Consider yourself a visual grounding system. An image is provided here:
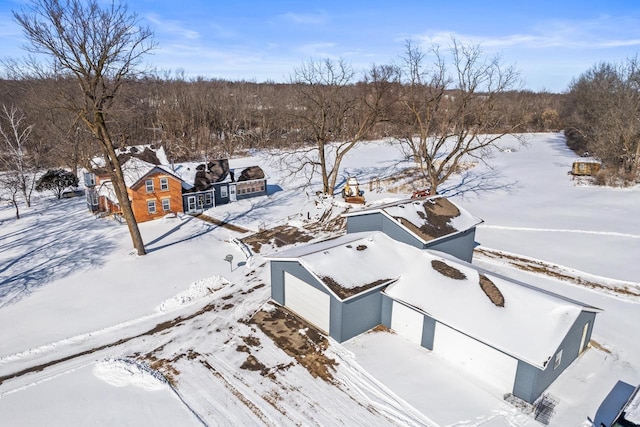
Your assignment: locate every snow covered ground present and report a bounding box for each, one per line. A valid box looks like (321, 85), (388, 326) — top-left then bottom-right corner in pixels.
(0, 132), (638, 426)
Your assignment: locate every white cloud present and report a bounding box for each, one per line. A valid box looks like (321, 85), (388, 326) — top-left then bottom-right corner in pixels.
(414, 15), (640, 51)
(145, 13), (200, 40)
(297, 42), (338, 58)
(280, 11), (327, 25)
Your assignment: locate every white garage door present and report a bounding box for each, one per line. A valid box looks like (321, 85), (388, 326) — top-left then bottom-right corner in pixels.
(433, 323), (518, 395)
(284, 272), (330, 333)
(391, 301), (423, 345)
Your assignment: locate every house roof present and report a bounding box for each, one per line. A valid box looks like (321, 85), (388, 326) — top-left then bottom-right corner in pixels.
(164, 160), (266, 192)
(343, 196), (483, 244)
(120, 157), (184, 189)
(268, 231), (601, 368)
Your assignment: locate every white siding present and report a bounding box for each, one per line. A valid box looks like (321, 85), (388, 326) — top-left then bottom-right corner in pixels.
(391, 301), (423, 345)
(433, 323), (518, 396)
(284, 272), (330, 333)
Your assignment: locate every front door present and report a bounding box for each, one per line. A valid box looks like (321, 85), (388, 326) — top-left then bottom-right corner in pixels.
(187, 196), (197, 213)
(229, 184), (237, 202)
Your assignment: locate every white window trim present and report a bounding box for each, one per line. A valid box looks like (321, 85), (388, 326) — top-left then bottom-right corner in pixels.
(220, 186), (228, 198)
(145, 179), (154, 193)
(147, 200), (156, 214)
(159, 177), (169, 191)
(553, 349), (563, 369)
(161, 198), (171, 211)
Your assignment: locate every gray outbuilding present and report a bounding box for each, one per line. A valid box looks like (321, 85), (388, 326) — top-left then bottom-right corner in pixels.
(343, 196), (483, 262)
(267, 228), (601, 404)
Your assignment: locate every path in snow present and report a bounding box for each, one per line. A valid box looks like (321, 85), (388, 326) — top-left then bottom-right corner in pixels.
(480, 224), (640, 240)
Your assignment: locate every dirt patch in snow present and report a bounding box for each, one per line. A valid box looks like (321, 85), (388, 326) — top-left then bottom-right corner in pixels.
(479, 274), (505, 307)
(476, 248), (640, 298)
(320, 275), (393, 299)
(240, 355), (268, 372)
(395, 198), (460, 241)
(138, 354), (181, 387)
(589, 340), (612, 354)
(243, 225), (314, 253)
(431, 260), (467, 280)
(250, 305), (337, 383)
(242, 336), (261, 347)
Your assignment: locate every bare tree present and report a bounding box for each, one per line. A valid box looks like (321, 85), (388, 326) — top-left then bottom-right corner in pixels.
(0, 174), (22, 219)
(14, 0), (156, 255)
(0, 104), (39, 209)
(284, 58), (399, 195)
(394, 39), (523, 195)
(563, 60), (640, 179)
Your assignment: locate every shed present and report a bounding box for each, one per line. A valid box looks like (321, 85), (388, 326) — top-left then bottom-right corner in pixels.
(571, 160), (602, 176)
(267, 231), (601, 404)
(343, 196), (483, 262)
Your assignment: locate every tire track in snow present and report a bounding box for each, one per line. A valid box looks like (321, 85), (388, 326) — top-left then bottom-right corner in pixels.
(479, 225), (640, 239)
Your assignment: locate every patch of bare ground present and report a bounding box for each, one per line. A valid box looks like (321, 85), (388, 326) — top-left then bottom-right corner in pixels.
(242, 336), (261, 347)
(396, 198), (460, 241)
(304, 212), (346, 233)
(479, 274), (505, 307)
(0, 302), (222, 386)
(367, 324), (391, 334)
(139, 354), (181, 386)
(589, 340), (612, 354)
(240, 282), (266, 295)
(250, 305), (337, 383)
(240, 355), (268, 373)
(242, 225), (314, 253)
(320, 275), (393, 299)
(476, 248), (640, 298)
(431, 260), (467, 280)
(199, 359), (271, 423)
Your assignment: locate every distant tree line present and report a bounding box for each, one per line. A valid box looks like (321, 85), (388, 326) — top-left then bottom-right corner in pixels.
(0, 72), (564, 176)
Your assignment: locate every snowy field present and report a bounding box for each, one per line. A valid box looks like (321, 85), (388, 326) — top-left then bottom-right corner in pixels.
(0, 132), (638, 426)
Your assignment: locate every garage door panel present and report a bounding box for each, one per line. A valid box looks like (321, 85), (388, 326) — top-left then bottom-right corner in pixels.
(433, 323), (517, 394)
(284, 272), (330, 333)
(391, 301), (423, 345)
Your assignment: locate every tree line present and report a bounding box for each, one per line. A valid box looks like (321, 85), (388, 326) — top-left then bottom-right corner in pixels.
(0, 73), (563, 171)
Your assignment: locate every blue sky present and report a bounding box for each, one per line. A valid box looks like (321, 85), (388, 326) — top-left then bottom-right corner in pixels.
(2, 0), (640, 92)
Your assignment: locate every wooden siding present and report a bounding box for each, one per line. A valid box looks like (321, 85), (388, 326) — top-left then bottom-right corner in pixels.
(128, 171), (184, 223)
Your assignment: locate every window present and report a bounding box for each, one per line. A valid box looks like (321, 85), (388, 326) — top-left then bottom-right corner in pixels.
(220, 186), (228, 198)
(159, 177), (169, 191)
(204, 192), (212, 206)
(84, 173), (96, 187)
(147, 200), (156, 214)
(161, 198), (171, 212)
(145, 179), (154, 193)
(553, 349), (563, 369)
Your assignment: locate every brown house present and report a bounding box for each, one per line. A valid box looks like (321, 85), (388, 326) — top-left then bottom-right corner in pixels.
(85, 157), (186, 223)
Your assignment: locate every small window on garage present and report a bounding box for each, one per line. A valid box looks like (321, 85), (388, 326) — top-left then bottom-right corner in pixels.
(553, 349), (563, 369)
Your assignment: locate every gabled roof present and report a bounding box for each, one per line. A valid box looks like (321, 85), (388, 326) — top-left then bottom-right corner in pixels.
(268, 231), (601, 368)
(343, 196), (483, 244)
(120, 157), (185, 189)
